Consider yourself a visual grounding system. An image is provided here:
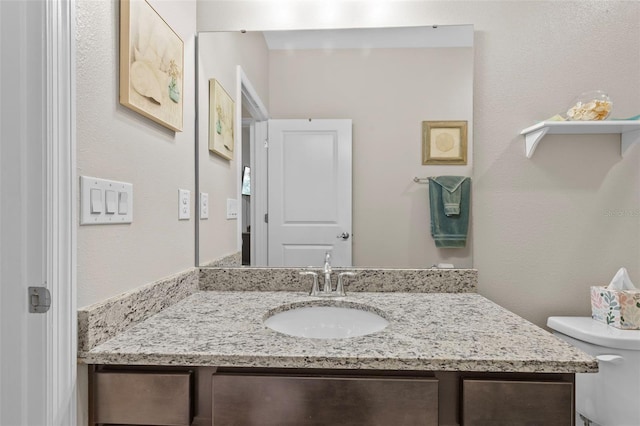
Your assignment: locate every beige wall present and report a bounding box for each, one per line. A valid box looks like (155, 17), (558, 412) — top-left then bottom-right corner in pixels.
(197, 31), (269, 265)
(76, 0), (197, 306)
(198, 0), (640, 327)
(76, 0), (198, 421)
(464, 1), (640, 328)
(268, 47), (473, 268)
(75, 0), (640, 321)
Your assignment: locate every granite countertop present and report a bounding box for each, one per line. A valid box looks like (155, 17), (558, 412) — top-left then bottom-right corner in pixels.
(79, 291), (597, 373)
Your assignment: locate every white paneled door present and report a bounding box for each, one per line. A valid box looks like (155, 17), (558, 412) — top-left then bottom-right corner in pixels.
(268, 119), (352, 267)
(1, 1), (48, 425)
(1, 1), (76, 425)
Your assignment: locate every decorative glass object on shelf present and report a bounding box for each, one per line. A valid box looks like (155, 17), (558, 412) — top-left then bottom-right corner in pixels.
(565, 90), (612, 121)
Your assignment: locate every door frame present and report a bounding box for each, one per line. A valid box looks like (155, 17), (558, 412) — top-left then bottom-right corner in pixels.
(46, 0), (77, 424)
(235, 66), (269, 265)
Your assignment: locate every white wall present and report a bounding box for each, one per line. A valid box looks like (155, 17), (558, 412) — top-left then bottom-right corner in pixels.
(76, 0), (197, 308)
(268, 47), (473, 268)
(197, 31), (269, 265)
(197, 0), (640, 327)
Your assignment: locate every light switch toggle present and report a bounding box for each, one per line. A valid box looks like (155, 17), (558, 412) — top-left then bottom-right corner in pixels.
(118, 192), (128, 214)
(90, 188), (102, 214)
(105, 190), (117, 214)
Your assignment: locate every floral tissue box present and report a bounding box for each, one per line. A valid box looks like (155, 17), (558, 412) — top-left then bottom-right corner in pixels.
(591, 286), (640, 330)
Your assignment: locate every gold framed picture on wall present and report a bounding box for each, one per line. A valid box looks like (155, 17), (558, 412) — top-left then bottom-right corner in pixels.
(208, 79), (235, 161)
(422, 121), (468, 165)
(119, 0), (184, 132)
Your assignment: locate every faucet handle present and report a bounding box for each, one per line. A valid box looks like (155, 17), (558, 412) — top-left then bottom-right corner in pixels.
(300, 271), (320, 296)
(336, 272), (356, 297)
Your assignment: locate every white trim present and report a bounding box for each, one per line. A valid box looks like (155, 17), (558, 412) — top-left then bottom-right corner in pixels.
(238, 68), (268, 122)
(45, 0), (77, 425)
(236, 66), (269, 264)
(235, 69), (243, 253)
(252, 121), (269, 266)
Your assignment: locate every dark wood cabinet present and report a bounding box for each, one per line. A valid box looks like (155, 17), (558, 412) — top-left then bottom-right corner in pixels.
(212, 373), (439, 426)
(91, 369), (193, 426)
(88, 366), (574, 426)
(461, 379), (573, 426)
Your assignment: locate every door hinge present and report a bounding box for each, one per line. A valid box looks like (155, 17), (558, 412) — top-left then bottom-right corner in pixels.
(264, 213), (268, 223)
(28, 286), (51, 313)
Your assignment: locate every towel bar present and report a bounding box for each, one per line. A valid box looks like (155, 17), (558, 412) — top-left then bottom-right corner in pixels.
(413, 177), (430, 184)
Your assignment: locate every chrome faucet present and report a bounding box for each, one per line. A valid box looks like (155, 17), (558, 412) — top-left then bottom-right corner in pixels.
(323, 252), (333, 293)
(299, 252), (356, 297)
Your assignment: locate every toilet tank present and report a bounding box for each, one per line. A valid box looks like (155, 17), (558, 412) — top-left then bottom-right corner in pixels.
(548, 317), (640, 426)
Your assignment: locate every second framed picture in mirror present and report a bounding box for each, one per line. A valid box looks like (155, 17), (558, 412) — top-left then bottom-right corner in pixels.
(209, 79), (235, 160)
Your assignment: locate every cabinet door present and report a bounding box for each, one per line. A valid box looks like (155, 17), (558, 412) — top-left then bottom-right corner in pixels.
(212, 374), (438, 425)
(462, 379), (573, 426)
(93, 370), (193, 426)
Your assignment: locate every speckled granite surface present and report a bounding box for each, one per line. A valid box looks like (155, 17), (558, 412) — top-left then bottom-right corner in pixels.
(199, 267), (477, 293)
(77, 268), (199, 352)
(79, 291), (597, 373)
(201, 252), (242, 267)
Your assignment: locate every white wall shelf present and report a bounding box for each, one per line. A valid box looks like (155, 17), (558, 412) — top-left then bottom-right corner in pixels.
(520, 121), (640, 158)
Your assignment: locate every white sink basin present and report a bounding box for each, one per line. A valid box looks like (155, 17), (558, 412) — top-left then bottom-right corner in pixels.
(264, 304), (389, 339)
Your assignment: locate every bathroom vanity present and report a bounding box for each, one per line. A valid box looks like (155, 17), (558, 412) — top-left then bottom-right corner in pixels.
(79, 269), (596, 426)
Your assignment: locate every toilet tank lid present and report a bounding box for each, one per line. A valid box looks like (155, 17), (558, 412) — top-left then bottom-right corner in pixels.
(547, 317), (640, 351)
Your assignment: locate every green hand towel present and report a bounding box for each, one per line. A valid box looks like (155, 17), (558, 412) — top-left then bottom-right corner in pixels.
(429, 176), (471, 248)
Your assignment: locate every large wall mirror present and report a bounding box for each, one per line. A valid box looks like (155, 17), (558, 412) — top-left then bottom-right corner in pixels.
(196, 25), (474, 269)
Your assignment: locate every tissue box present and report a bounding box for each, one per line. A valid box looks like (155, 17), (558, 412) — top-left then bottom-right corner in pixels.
(590, 286), (640, 330)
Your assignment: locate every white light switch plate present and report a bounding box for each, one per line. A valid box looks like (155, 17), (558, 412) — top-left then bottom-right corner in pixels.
(179, 189), (190, 220)
(80, 176), (133, 225)
(199, 192), (209, 219)
(226, 198), (238, 220)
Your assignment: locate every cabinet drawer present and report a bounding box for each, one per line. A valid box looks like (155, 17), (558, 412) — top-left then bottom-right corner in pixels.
(93, 370), (193, 425)
(212, 374), (438, 426)
(462, 379), (573, 426)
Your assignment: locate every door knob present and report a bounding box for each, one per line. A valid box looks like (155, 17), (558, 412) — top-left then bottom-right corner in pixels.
(337, 232), (350, 240)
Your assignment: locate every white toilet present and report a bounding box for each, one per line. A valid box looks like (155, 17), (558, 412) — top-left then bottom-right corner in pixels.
(547, 317), (640, 426)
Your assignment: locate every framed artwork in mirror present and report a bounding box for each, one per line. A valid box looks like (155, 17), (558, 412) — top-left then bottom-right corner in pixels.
(422, 121), (467, 165)
(209, 79), (235, 160)
(119, 0), (184, 132)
